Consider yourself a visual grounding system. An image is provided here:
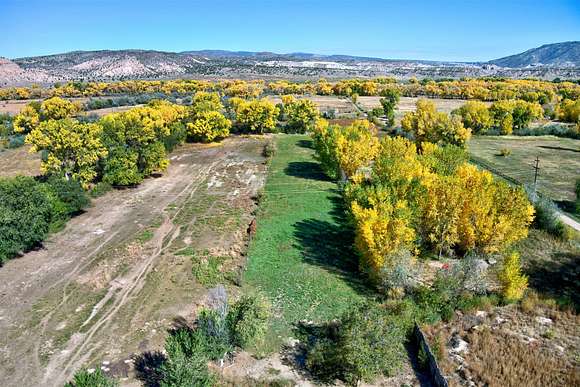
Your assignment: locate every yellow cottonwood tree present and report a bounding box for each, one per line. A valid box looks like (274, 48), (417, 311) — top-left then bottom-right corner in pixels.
(235, 98), (279, 134)
(26, 118), (107, 186)
(40, 97), (80, 120)
(351, 199), (415, 276)
(186, 110), (231, 142)
(13, 105), (40, 134)
(401, 99), (471, 147)
(334, 120), (380, 179)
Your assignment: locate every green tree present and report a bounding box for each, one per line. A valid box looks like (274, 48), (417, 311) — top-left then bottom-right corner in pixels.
(379, 89), (400, 128)
(0, 176), (53, 263)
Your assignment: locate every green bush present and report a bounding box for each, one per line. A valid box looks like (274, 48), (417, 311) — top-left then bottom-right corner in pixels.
(262, 139), (277, 158)
(304, 304), (406, 386)
(64, 369), (118, 387)
(227, 294), (271, 349)
(499, 147), (512, 157)
(0, 176), (53, 263)
(160, 328), (216, 387)
(89, 182), (113, 198)
(531, 195), (566, 238)
(197, 308), (233, 360)
(45, 176), (89, 216)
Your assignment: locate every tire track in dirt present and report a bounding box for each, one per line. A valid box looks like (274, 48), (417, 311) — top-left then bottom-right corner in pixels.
(45, 157), (227, 385)
(0, 138), (263, 387)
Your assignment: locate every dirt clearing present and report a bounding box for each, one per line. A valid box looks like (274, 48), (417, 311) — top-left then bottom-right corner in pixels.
(0, 136), (267, 386)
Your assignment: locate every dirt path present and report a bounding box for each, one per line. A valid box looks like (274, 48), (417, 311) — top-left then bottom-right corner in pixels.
(0, 137), (267, 387)
(559, 212), (580, 232)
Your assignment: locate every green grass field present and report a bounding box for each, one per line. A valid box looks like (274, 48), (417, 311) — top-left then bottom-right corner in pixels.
(469, 135), (580, 203)
(244, 134), (370, 348)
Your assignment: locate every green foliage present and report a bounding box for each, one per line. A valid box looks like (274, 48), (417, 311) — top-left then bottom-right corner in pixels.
(499, 147), (512, 156)
(102, 147), (142, 186)
(262, 139), (277, 158)
(89, 182), (113, 198)
(304, 304), (406, 386)
(576, 179), (580, 215)
(0, 176), (53, 263)
(227, 294), (271, 349)
(419, 143), (468, 176)
(530, 195), (566, 238)
(379, 89), (400, 127)
(64, 369), (118, 387)
(160, 328), (216, 387)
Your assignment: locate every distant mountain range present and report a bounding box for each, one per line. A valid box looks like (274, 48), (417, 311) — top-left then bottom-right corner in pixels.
(1, 42), (578, 86)
(489, 41), (580, 68)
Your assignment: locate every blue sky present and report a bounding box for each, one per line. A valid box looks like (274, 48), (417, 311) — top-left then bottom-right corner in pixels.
(1, 0), (579, 61)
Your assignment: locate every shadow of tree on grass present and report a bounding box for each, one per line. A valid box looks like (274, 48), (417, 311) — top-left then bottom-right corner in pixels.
(285, 161), (329, 181)
(525, 251), (580, 310)
(292, 194), (371, 297)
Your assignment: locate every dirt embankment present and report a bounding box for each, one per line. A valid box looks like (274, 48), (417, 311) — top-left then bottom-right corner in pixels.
(0, 136), (267, 387)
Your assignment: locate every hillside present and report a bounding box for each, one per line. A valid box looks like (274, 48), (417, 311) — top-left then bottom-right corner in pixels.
(1, 43), (579, 86)
(489, 41), (580, 68)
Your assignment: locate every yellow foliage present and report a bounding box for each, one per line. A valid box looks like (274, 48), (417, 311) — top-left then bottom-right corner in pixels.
(401, 99), (471, 147)
(498, 251), (528, 302)
(13, 105), (40, 134)
(351, 200), (415, 275)
(334, 120), (379, 178)
(40, 97), (80, 120)
(235, 98), (279, 134)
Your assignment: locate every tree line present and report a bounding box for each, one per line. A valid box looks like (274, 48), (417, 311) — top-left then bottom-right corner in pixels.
(2, 77), (579, 103)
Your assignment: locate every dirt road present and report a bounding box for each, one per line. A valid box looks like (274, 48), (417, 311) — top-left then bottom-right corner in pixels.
(0, 137), (267, 386)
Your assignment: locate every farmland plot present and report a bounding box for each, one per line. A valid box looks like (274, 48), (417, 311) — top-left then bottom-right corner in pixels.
(0, 137), (267, 386)
(469, 135), (580, 203)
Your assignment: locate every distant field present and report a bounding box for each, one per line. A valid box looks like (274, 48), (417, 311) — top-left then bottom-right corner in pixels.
(469, 135), (580, 202)
(267, 95), (357, 115)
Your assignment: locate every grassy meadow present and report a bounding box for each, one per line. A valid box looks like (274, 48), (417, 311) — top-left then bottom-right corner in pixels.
(244, 134), (371, 349)
(469, 135), (580, 203)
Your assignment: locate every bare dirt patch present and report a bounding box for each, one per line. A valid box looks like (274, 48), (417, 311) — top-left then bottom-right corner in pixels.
(0, 144), (41, 177)
(0, 136), (267, 386)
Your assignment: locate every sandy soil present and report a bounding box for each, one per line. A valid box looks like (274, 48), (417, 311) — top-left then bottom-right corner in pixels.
(0, 137), (267, 386)
(0, 145), (41, 176)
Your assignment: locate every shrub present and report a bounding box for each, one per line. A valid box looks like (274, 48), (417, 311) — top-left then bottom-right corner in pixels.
(304, 304), (406, 386)
(7, 134), (25, 148)
(530, 195), (566, 238)
(227, 294), (271, 349)
(0, 176), (53, 263)
(498, 147), (511, 157)
(498, 251), (528, 303)
(262, 139), (277, 158)
(196, 308), (232, 361)
(160, 328), (216, 387)
(89, 182), (113, 198)
(64, 369), (118, 387)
